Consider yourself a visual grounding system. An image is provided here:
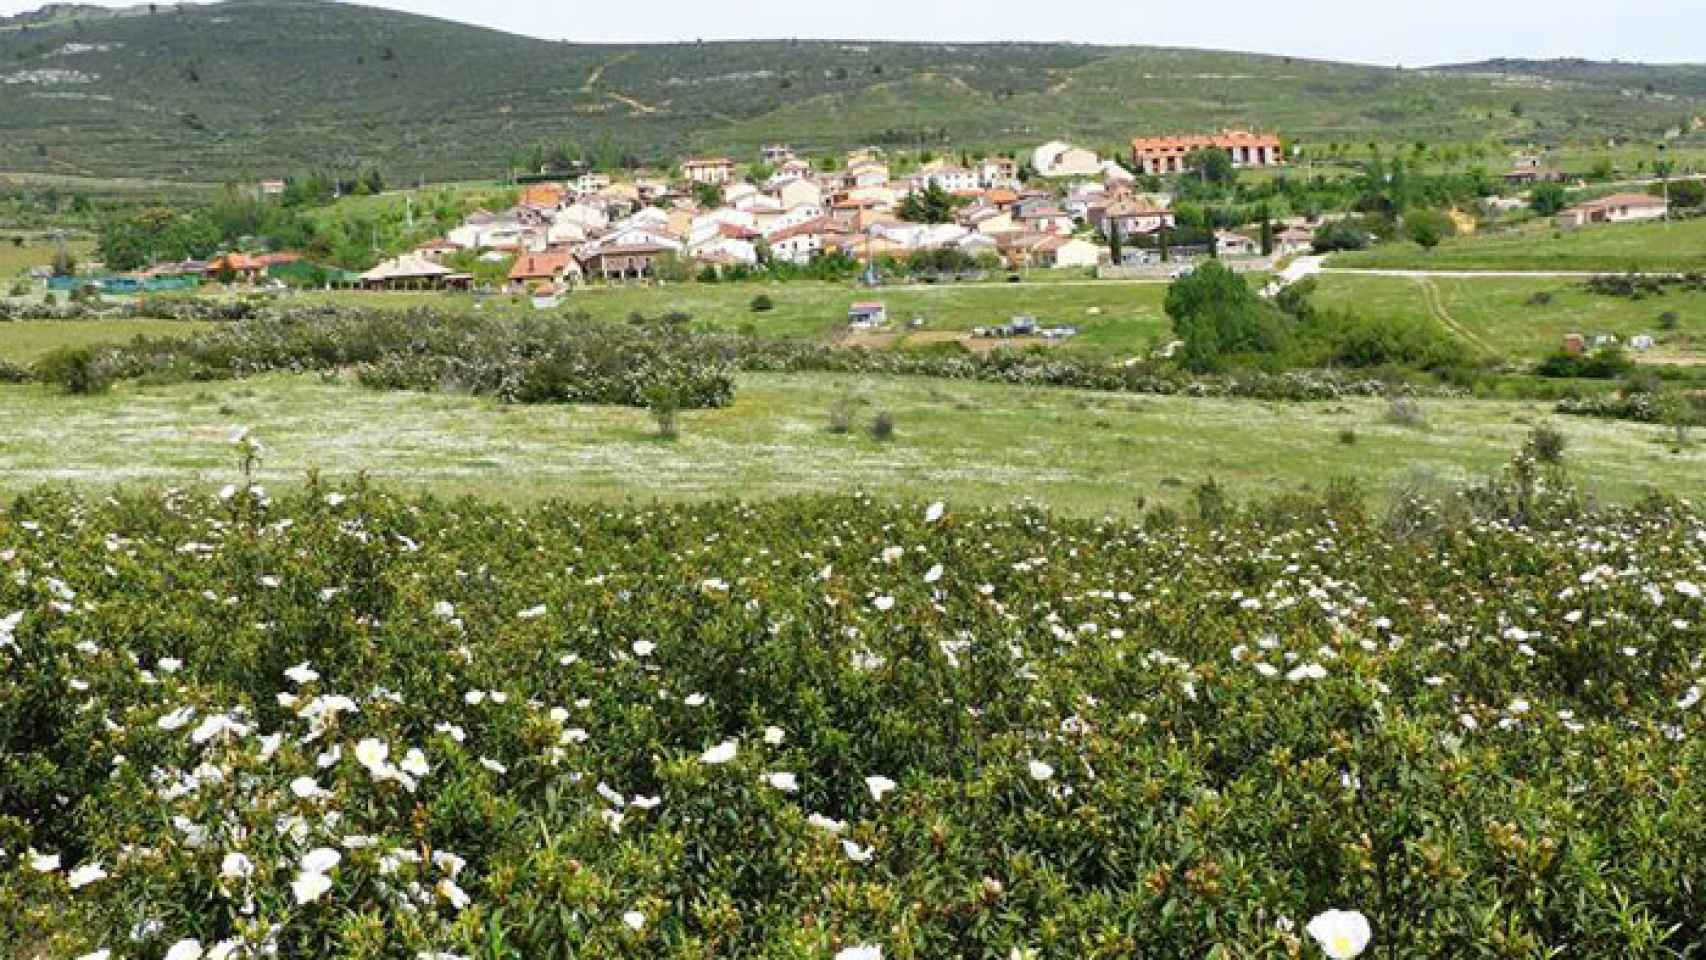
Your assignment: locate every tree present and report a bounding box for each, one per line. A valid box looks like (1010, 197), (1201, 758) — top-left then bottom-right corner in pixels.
(1164, 261), (1292, 372)
(1312, 219), (1370, 253)
(899, 182), (955, 224)
(1108, 222), (1123, 266)
(1668, 179), (1704, 209)
(1259, 205), (1274, 257)
(1530, 182), (1568, 216)
(50, 246), (77, 277)
(1403, 209), (1457, 251)
(692, 182), (724, 209)
(1158, 224), (1170, 263)
(1183, 148), (1235, 186)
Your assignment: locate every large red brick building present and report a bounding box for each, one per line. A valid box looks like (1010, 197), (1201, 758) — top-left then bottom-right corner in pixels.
(1129, 130), (1283, 175)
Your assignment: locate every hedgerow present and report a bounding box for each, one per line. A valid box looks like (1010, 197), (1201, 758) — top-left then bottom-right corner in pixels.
(28, 306), (1422, 409)
(0, 469), (1703, 958)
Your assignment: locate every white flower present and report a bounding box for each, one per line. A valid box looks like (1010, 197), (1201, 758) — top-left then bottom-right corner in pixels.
(836, 945), (883, 960)
(763, 725), (785, 745)
(924, 564), (943, 584)
(700, 740), (738, 765)
(324, 492), (347, 507)
(1027, 760), (1054, 782)
(292, 870), (333, 905)
(518, 604), (547, 620)
(808, 813), (847, 834)
(67, 861), (108, 889)
(354, 738), (390, 774)
(872, 596), (895, 612)
(479, 757), (508, 775)
(684, 693), (707, 707)
(207, 939), (244, 960)
(865, 775), (897, 801)
(400, 748), (431, 777)
(1678, 686), (1702, 711)
(438, 878), (471, 910)
(289, 776), (329, 801)
(764, 771), (799, 792)
(1287, 663), (1328, 682)
(841, 840), (874, 862)
(622, 910), (646, 931)
(28, 851), (60, 872)
(925, 502), (945, 523)
(1307, 909), (1372, 959)
(221, 852), (255, 880)
(158, 706), (197, 731)
(218, 484), (238, 502)
(301, 848), (341, 874)
(284, 662), (319, 685)
(75, 951), (112, 960)
(164, 941), (204, 960)
(632, 640), (656, 657)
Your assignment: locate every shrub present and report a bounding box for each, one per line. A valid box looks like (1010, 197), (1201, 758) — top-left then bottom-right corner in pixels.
(827, 392), (860, 435)
(1338, 427), (1358, 445)
(1658, 311), (1679, 331)
(1525, 291), (1554, 307)
(750, 294), (775, 312)
(34, 346), (113, 395)
(1528, 422), (1567, 464)
(870, 410), (895, 440)
(644, 383), (682, 439)
(1536, 348), (1633, 380)
(1384, 394), (1427, 428)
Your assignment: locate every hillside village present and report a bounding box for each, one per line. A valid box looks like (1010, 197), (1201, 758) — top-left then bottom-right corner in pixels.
(337, 131), (1294, 297)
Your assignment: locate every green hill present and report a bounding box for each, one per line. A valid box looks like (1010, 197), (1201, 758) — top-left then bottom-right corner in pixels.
(0, 0), (1701, 183)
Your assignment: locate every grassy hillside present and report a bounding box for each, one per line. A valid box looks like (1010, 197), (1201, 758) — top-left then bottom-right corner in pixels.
(0, 0), (1701, 182)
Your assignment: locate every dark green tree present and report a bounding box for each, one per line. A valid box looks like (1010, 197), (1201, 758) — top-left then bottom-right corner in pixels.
(1530, 182), (1568, 216)
(899, 182), (955, 224)
(1183, 148), (1236, 186)
(1165, 261), (1292, 372)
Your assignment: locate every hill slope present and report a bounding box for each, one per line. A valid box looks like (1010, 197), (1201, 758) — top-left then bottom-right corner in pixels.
(0, 0), (1701, 183)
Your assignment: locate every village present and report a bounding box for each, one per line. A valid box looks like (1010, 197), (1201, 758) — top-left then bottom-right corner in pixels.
(315, 131), (1304, 304)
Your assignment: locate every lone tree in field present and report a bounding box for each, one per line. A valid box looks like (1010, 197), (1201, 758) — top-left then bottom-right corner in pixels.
(1403, 209), (1456, 251)
(1530, 182), (1568, 216)
(1108, 222), (1123, 266)
(1164, 260), (1292, 373)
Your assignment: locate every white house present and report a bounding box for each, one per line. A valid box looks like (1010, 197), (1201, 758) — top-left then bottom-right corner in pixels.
(1032, 141), (1103, 178)
(776, 178), (824, 210)
(682, 157), (737, 185)
(1556, 193), (1669, 228)
(688, 236), (759, 266)
(1035, 236), (1104, 269)
(768, 218), (840, 265)
(926, 166), (980, 193)
(976, 157), (1020, 189)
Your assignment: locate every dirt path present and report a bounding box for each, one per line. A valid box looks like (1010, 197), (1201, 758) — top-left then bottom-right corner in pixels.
(607, 93), (660, 115)
(1413, 277), (1499, 358)
(581, 53), (632, 92)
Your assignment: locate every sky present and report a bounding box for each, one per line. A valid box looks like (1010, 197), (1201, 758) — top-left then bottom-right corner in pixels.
(2, 0), (1702, 66)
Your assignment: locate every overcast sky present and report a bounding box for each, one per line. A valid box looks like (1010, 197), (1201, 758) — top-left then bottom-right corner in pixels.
(3, 0), (1702, 66)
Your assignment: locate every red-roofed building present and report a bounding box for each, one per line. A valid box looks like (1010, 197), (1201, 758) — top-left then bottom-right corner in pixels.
(1130, 130), (1283, 175)
(507, 250), (581, 292)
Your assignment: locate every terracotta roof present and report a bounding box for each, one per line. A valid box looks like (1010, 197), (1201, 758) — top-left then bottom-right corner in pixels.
(508, 251), (576, 281)
(1130, 129), (1282, 153)
(1570, 193), (1668, 211)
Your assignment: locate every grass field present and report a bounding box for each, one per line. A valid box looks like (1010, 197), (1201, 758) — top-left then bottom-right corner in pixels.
(0, 238), (96, 278)
(1330, 217), (1706, 273)
(0, 372), (1697, 512)
(1311, 273), (1706, 362)
(293, 279), (1178, 361)
(0, 319), (215, 364)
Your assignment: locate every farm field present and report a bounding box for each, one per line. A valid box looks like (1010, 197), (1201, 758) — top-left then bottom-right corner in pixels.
(290, 279), (1178, 361)
(1309, 273), (1706, 363)
(0, 319), (216, 364)
(1329, 217), (1706, 273)
(0, 372), (1698, 511)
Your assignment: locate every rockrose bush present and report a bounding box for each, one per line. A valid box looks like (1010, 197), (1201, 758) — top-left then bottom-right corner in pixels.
(1, 482), (1703, 958)
(29, 305), (1423, 409)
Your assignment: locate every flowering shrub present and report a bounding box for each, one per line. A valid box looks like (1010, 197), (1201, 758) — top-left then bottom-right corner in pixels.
(1, 482), (1703, 957)
(37, 305), (1423, 409)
